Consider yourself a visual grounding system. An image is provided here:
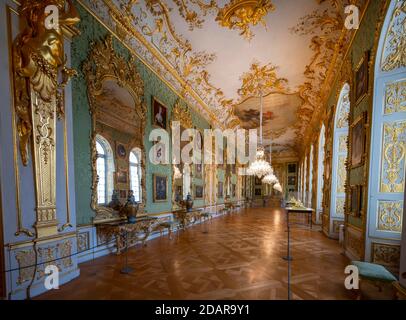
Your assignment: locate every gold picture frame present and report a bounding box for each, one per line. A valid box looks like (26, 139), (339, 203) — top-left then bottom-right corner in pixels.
(349, 185), (364, 217)
(354, 51), (370, 106)
(153, 174), (168, 202)
(152, 97), (168, 130)
(349, 112), (367, 169)
(194, 185), (204, 199)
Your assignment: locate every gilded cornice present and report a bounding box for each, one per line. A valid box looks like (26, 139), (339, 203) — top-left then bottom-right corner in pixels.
(77, 0), (229, 129)
(297, 0), (371, 156)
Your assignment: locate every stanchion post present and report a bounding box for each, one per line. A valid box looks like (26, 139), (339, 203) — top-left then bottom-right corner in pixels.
(120, 229), (133, 274)
(282, 209), (292, 300)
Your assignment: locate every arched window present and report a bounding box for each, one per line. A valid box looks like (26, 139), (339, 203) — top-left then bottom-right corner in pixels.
(129, 148), (142, 202)
(183, 164), (191, 199)
(316, 125), (325, 223)
(308, 145), (314, 208)
(366, 0), (405, 264)
(329, 83), (350, 238)
(298, 162), (302, 199)
(303, 155), (307, 203)
(96, 135), (114, 205)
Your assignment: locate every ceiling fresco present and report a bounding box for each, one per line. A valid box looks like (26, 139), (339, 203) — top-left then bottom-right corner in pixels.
(81, 0), (369, 153)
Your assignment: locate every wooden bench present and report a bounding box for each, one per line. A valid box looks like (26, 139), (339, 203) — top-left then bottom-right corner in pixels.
(351, 261), (397, 299)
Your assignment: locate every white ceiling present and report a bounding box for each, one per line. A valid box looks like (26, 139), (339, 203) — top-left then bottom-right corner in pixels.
(95, 0), (354, 153)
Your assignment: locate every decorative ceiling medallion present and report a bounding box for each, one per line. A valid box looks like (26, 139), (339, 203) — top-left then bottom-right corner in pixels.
(216, 0), (275, 40)
(238, 62), (287, 98)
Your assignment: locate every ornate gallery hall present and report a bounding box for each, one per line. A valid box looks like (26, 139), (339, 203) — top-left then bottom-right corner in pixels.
(0, 0), (405, 302)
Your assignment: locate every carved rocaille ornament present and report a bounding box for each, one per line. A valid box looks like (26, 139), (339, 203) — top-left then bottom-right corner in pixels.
(216, 0), (275, 40)
(83, 35), (147, 222)
(12, 0), (80, 238)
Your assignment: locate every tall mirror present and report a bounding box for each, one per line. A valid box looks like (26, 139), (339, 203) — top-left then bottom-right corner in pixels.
(171, 100), (193, 210)
(84, 36), (146, 222)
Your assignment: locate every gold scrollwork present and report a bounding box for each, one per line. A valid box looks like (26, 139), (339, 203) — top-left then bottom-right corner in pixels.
(337, 155), (346, 194)
(215, 0), (275, 40)
(381, 0), (406, 72)
(83, 35), (147, 222)
(385, 80), (406, 114)
(380, 121), (406, 193)
(237, 62), (287, 98)
(12, 0), (80, 238)
(377, 200), (403, 232)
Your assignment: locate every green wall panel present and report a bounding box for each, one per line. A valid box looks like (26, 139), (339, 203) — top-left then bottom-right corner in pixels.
(72, 4), (215, 224)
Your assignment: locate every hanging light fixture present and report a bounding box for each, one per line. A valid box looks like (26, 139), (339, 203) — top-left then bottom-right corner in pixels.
(273, 182), (282, 193)
(247, 90), (273, 179)
(262, 171), (277, 184)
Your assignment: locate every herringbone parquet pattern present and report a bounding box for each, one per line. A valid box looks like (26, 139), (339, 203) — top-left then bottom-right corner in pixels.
(37, 207), (389, 300)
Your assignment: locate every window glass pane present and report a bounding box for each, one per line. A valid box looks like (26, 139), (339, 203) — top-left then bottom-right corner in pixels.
(130, 164), (140, 202)
(96, 141), (105, 155)
(129, 151), (138, 164)
(97, 157), (106, 204)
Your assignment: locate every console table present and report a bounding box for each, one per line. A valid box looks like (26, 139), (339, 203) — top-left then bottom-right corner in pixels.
(97, 216), (161, 254)
(285, 206), (314, 228)
(172, 209), (203, 229)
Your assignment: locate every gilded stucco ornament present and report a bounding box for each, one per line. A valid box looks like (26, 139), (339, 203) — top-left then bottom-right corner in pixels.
(83, 35), (147, 222)
(216, 0), (275, 40)
(12, 0), (80, 238)
(381, 0), (406, 71)
(237, 62), (287, 98)
(13, 0), (80, 166)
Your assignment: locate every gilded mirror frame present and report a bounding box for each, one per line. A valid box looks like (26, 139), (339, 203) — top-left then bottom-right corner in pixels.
(83, 35), (147, 222)
(171, 99), (193, 209)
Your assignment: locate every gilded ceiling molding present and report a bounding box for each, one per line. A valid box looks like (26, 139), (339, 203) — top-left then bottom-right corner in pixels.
(12, 0), (80, 238)
(83, 35), (147, 222)
(215, 0), (275, 40)
(172, 0), (218, 30)
(237, 62), (287, 98)
(380, 0), (406, 71)
(294, 0), (370, 154)
(81, 0), (237, 128)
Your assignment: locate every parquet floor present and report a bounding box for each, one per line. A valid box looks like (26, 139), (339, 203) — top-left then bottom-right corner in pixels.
(37, 207), (380, 300)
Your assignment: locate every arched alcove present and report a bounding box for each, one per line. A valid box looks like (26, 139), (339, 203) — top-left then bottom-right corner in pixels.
(316, 125), (326, 224)
(366, 0), (405, 270)
(329, 83), (350, 238)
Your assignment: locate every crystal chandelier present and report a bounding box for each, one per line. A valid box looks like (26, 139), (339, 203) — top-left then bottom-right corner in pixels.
(247, 91), (273, 179)
(273, 182), (282, 193)
(262, 171), (278, 184)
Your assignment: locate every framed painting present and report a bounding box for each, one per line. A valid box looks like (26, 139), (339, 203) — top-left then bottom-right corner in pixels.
(354, 51), (369, 105)
(175, 185), (183, 202)
(116, 169), (128, 184)
(350, 112), (366, 168)
(350, 186), (359, 216)
(195, 185), (204, 199)
(116, 142), (126, 158)
(151, 141), (166, 164)
(152, 97), (167, 129)
(255, 188), (262, 196)
(153, 174), (168, 202)
(218, 182), (223, 198)
(195, 163), (203, 178)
